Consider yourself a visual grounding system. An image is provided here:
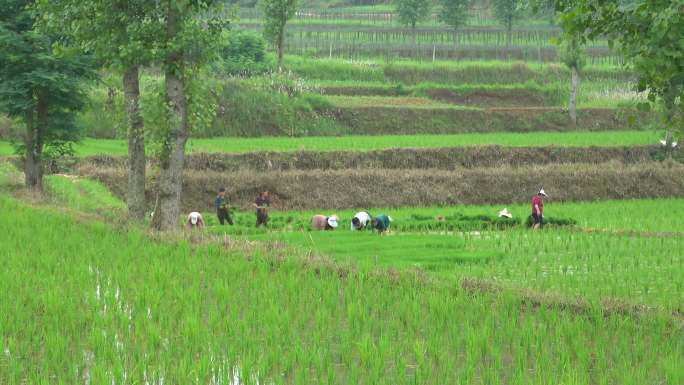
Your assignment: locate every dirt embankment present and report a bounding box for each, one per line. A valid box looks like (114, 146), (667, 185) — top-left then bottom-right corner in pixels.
(423, 88), (554, 108)
(78, 146), (662, 172)
(321, 87), (559, 107)
(327, 107), (649, 134)
(80, 161), (684, 212)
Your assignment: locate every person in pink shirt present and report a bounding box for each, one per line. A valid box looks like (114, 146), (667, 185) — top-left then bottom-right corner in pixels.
(531, 188), (548, 230)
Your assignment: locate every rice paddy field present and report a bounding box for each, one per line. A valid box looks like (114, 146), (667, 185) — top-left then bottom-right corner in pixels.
(0, 131), (663, 157)
(2, 164), (684, 384)
(2, 1), (683, 383)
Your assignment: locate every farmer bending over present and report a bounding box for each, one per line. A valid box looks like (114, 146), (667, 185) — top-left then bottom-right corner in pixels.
(215, 187), (233, 225)
(254, 191), (271, 227)
(186, 212), (205, 229)
(351, 211), (371, 230)
(372, 214), (392, 234)
(311, 214), (339, 231)
(531, 188), (547, 230)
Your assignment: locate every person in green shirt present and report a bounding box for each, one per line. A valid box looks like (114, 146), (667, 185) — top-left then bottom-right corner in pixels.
(372, 214), (392, 234)
(215, 187), (233, 225)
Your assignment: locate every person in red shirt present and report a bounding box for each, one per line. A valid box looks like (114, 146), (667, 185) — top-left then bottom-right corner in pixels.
(531, 188), (548, 230)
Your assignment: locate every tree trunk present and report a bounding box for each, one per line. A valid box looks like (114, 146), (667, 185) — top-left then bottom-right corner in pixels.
(506, 19), (512, 52)
(123, 65), (146, 220)
(569, 64), (579, 125)
(277, 27), (285, 71)
(663, 94), (676, 158)
(23, 108), (42, 190)
(154, 4), (188, 231)
(664, 129), (675, 153)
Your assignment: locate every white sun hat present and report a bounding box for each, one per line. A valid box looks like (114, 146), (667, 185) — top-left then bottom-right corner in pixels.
(498, 208), (513, 218)
(388, 216), (393, 222)
(327, 216), (339, 228)
(538, 188), (548, 197)
(190, 212), (200, 225)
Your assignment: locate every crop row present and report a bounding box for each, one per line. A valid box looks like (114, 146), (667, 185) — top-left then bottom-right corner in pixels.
(284, 41), (620, 63)
(240, 24), (590, 47)
(0, 132), (663, 158)
(284, 57), (633, 84)
(237, 7), (549, 28)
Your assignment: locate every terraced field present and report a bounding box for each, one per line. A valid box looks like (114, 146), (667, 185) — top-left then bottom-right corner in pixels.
(3, 1), (683, 383)
(3, 162), (684, 384)
(3, 192), (684, 384)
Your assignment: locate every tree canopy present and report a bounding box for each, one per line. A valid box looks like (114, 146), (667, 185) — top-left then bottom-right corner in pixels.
(555, 0), (684, 144)
(439, 0), (471, 32)
(0, 0), (93, 188)
(260, 0), (298, 68)
(394, 0), (431, 30)
(492, 0), (525, 47)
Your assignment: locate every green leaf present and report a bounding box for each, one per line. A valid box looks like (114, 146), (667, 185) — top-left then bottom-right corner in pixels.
(636, 102), (651, 112)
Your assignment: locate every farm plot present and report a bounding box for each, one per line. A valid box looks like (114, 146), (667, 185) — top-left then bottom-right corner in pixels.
(3, 162), (684, 383)
(194, 198), (684, 311)
(2, 195), (683, 384)
(0, 131), (662, 157)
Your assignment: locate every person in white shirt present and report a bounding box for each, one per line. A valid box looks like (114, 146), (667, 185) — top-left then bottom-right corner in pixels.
(186, 212), (205, 229)
(351, 211), (371, 230)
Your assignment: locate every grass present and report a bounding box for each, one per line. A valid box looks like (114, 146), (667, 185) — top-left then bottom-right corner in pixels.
(43, 174), (126, 215)
(286, 56), (630, 83)
(0, 131), (662, 157)
(197, 197), (684, 310)
(2, 191), (684, 383)
(326, 95), (464, 108)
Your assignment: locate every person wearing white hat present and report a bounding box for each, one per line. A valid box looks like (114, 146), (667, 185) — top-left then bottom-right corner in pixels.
(311, 214), (339, 231)
(186, 211), (205, 229)
(531, 188), (547, 230)
(351, 211), (372, 230)
(498, 208), (513, 219)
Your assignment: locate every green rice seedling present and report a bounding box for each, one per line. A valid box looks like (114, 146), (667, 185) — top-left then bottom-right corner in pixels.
(43, 174), (125, 215)
(0, 130), (662, 157)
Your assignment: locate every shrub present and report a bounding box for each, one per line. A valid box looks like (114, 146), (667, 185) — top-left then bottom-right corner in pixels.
(218, 32), (273, 76)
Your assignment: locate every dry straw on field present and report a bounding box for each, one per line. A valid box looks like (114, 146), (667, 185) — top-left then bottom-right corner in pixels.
(79, 146), (659, 172)
(80, 161), (684, 211)
(328, 107), (646, 134)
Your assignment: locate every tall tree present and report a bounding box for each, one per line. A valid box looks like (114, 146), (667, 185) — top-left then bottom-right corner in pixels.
(492, 0), (525, 49)
(0, 0), (92, 190)
(260, 0), (297, 70)
(559, 36), (584, 124)
(439, 0), (471, 32)
(39, 0), (163, 220)
(394, 0), (431, 43)
(555, 0), (684, 154)
(152, 0), (225, 231)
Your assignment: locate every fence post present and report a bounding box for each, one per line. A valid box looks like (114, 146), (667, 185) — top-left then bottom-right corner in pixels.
(432, 45), (436, 62)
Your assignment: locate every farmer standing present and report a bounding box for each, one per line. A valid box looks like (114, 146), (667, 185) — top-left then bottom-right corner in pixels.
(351, 211), (372, 230)
(531, 188), (548, 230)
(254, 191), (271, 227)
(372, 214), (392, 234)
(215, 187), (233, 225)
(311, 214), (339, 231)
(186, 211), (205, 229)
